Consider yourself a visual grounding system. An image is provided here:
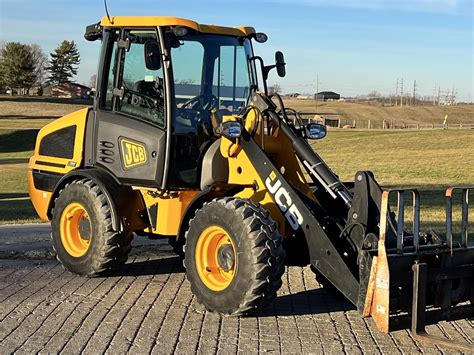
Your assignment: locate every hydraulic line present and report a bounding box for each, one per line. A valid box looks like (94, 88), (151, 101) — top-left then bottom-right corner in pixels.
(267, 110), (353, 208)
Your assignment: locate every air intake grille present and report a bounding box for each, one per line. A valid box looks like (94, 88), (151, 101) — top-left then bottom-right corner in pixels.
(39, 125), (76, 159)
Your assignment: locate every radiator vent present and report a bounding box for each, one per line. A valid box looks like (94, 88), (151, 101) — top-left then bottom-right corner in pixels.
(39, 125), (76, 159)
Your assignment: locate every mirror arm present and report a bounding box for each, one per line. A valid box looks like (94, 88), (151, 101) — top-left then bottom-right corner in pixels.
(250, 56), (271, 95)
(263, 65), (276, 81)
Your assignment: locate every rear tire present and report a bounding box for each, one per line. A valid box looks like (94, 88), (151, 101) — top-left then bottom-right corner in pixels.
(184, 197), (285, 315)
(51, 179), (132, 276)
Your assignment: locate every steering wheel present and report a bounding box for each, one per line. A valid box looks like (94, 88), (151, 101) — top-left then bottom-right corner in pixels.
(181, 94), (218, 112)
(123, 88), (161, 109)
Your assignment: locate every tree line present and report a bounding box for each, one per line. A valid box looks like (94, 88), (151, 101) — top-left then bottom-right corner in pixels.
(0, 40), (81, 95)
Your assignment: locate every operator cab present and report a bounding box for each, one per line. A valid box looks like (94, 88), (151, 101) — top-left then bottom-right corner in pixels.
(86, 17), (260, 189)
(168, 30), (256, 187)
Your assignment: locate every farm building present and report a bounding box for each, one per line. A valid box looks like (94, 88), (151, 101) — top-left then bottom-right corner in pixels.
(43, 83), (92, 98)
(314, 91), (341, 101)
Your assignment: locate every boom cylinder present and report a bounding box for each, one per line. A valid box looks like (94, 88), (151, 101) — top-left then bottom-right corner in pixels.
(268, 111), (353, 207)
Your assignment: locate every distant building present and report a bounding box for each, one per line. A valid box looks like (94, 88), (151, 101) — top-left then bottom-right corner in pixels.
(314, 91), (341, 101)
(296, 94), (312, 100)
(43, 83), (92, 98)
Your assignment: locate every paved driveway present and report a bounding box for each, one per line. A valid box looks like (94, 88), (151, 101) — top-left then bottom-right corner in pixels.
(0, 246), (472, 354)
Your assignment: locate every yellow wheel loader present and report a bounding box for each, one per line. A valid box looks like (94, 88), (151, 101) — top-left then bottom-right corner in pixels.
(28, 16), (473, 350)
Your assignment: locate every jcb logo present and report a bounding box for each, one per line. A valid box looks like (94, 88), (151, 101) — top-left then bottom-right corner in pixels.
(265, 171), (303, 231)
(120, 138), (147, 169)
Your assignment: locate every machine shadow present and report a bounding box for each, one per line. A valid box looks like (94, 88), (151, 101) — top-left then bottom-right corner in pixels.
(115, 255), (185, 277)
(255, 289), (355, 317)
(115, 256), (355, 317)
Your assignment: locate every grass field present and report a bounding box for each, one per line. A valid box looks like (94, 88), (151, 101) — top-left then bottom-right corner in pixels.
(0, 96), (472, 238)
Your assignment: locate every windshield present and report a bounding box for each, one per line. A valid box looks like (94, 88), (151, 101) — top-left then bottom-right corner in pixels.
(171, 34), (255, 114)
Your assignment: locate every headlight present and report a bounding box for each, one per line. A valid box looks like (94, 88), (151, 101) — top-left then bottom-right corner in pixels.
(306, 123), (327, 140)
(173, 26), (188, 37)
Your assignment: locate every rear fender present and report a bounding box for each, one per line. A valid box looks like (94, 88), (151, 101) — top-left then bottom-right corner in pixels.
(48, 168), (148, 232)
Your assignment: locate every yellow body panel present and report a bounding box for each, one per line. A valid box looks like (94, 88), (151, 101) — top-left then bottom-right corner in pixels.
(100, 16), (256, 37)
(220, 108), (314, 236)
(28, 108), (90, 221)
(28, 108), (90, 175)
(139, 189), (199, 236)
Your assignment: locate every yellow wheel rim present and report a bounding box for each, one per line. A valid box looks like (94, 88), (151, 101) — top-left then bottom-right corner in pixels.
(60, 202), (92, 258)
(195, 226), (237, 291)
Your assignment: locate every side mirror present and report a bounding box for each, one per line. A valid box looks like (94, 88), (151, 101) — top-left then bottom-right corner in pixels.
(275, 51), (286, 78)
(144, 40), (162, 71)
(217, 121), (243, 140)
(306, 123), (327, 140)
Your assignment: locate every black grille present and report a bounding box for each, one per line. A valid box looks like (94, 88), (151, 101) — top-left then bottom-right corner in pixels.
(32, 170), (62, 192)
(39, 125), (76, 159)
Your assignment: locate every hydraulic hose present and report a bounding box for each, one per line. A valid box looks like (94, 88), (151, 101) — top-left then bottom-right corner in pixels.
(267, 110), (353, 208)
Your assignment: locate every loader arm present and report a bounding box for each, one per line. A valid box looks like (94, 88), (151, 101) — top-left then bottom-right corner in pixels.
(221, 92), (473, 350)
(221, 121), (361, 304)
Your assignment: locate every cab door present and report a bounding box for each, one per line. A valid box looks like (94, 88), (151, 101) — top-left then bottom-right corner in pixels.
(86, 28), (167, 187)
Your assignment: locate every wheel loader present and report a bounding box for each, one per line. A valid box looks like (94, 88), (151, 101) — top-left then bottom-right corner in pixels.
(28, 16), (473, 350)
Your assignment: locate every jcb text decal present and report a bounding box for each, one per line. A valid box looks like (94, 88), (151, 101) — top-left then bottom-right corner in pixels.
(265, 171), (303, 230)
(120, 138), (148, 169)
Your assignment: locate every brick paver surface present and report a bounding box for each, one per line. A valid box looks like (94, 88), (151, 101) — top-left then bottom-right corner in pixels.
(0, 251), (472, 354)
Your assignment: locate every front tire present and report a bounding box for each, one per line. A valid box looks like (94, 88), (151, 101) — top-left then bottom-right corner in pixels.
(184, 198), (285, 315)
(51, 179), (132, 276)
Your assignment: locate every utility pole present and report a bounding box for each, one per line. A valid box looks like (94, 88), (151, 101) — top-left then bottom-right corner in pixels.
(437, 86), (441, 106)
(315, 75), (320, 100)
(395, 79), (399, 106)
(432, 85), (437, 105)
(400, 78), (404, 107)
(412, 80), (417, 106)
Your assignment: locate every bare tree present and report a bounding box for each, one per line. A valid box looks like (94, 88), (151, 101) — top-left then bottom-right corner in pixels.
(89, 74), (97, 89)
(268, 83), (282, 95)
(29, 44), (48, 86)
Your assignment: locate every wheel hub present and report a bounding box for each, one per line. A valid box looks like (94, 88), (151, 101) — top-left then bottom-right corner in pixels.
(59, 202), (92, 258)
(217, 244), (235, 272)
(78, 218), (91, 240)
(195, 226), (237, 291)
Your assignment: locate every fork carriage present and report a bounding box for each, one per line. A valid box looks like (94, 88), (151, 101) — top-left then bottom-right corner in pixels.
(361, 187), (473, 351)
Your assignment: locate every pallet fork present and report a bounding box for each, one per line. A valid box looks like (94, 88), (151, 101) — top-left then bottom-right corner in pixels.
(364, 188), (473, 352)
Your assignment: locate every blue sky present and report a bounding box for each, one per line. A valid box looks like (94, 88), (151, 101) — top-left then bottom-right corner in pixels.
(1, 0), (473, 101)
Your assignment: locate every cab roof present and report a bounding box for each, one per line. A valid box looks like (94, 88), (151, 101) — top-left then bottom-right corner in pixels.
(100, 16), (256, 37)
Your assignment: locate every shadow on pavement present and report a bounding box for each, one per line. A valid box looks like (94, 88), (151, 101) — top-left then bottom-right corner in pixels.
(113, 255), (185, 277)
(257, 289), (355, 317)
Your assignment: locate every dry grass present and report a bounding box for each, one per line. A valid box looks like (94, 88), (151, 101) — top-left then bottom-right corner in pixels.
(284, 99), (474, 128)
(0, 96), (90, 120)
(0, 98), (472, 232)
(312, 129), (474, 235)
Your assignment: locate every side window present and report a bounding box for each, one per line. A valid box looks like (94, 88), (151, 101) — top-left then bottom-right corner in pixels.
(212, 46), (251, 112)
(118, 30), (165, 127)
(101, 30), (119, 110)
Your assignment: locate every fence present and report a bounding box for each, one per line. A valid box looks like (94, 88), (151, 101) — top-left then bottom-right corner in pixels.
(298, 113), (474, 130)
